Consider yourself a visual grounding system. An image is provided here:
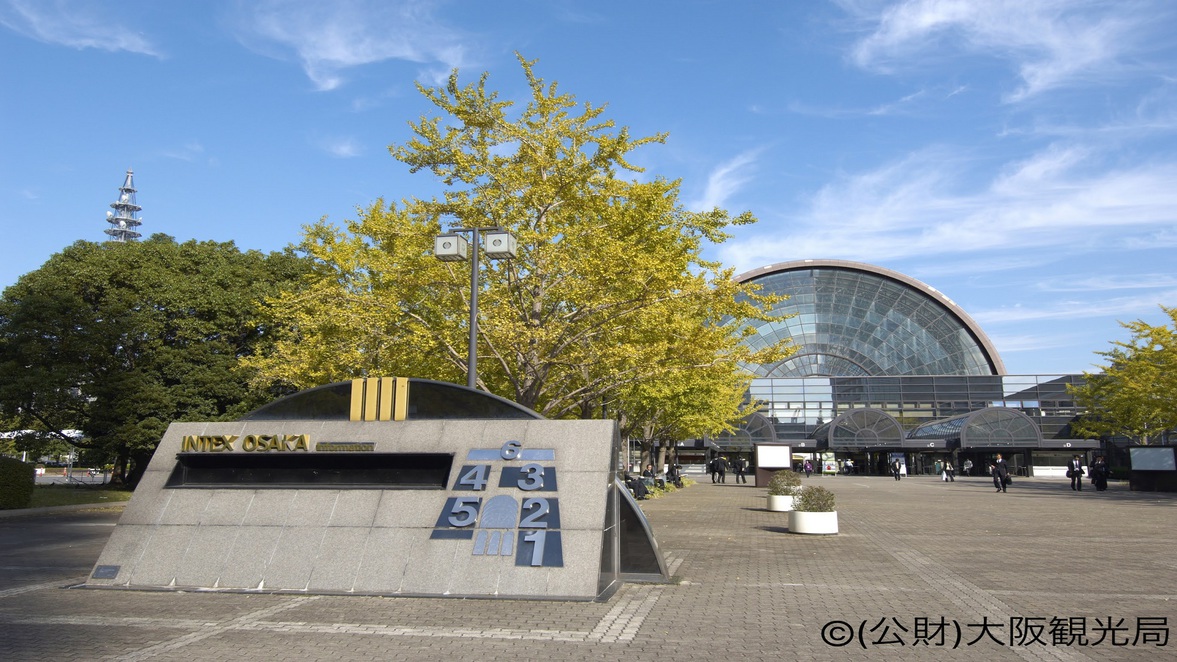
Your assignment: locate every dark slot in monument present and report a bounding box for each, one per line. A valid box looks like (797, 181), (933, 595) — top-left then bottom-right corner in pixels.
(166, 452), (453, 489)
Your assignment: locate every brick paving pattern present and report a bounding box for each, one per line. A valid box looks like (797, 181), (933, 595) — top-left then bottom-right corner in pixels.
(1, 474), (1174, 660)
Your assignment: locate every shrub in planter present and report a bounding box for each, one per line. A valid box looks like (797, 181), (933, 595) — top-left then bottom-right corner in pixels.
(767, 469), (802, 512)
(794, 485), (836, 512)
(788, 485), (838, 534)
(767, 469), (802, 495)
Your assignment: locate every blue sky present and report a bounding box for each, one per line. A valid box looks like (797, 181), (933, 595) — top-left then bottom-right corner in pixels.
(2, 0), (1175, 376)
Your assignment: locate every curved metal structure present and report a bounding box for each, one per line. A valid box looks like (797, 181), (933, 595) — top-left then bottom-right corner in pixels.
(908, 407), (1042, 448)
(815, 408), (906, 449)
(713, 411), (778, 450)
(735, 259), (1005, 377)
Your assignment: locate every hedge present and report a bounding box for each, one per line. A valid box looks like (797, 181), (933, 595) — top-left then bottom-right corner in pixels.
(0, 456), (35, 510)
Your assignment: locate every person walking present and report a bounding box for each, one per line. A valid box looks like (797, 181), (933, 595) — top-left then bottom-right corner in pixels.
(709, 456), (720, 483)
(732, 456), (748, 484)
(1090, 456), (1109, 491)
(1067, 454), (1085, 492)
(891, 458), (902, 481)
(716, 456), (729, 483)
(803, 459), (813, 478)
(943, 460), (955, 482)
(992, 454), (1010, 493)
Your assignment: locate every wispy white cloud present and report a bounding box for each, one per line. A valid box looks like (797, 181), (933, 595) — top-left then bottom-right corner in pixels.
(787, 84), (968, 119)
(1121, 227), (1177, 250)
(720, 141), (1177, 272)
(841, 0), (1154, 101)
(689, 149), (763, 212)
(230, 0), (469, 91)
(971, 288), (1177, 324)
(1001, 83), (1177, 145)
(160, 142), (205, 162)
(867, 88), (927, 115)
(316, 136), (362, 158)
(0, 0), (160, 56)
(909, 255), (1047, 278)
(989, 332), (1082, 353)
(1036, 274), (1177, 292)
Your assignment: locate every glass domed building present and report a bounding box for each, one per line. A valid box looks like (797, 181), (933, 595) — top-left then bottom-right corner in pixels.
(701, 260), (1095, 480)
(735, 259), (1003, 378)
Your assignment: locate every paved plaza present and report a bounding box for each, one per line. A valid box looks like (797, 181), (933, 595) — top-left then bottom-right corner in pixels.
(1, 474), (1174, 661)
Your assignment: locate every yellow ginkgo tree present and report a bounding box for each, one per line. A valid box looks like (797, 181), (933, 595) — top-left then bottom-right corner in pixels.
(1069, 306), (1177, 444)
(250, 55), (793, 440)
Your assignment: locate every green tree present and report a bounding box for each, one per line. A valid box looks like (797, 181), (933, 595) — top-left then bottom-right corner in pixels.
(0, 416), (19, 459)
(0, 427), (75, 464)
(1069, 306), (1177, 444)
(250, 56), (792, 439)
(0, 235), (309, 485)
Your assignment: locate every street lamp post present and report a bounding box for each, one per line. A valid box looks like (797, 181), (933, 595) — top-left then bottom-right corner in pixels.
(434, 227), (517, 389)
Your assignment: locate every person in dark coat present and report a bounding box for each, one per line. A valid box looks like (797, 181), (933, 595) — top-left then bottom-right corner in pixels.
(715, 456), (729, 483)
(891, 458), (902, 481)
(992, 454), (1010, 493)
(732, 456), (748, 483)
(1067, 454), (1085, 491)
(1090, 456), (1109, 491)
(641, 464), (657, 489)
(625, 473), (649, 500)
(667, 463), (684, 488)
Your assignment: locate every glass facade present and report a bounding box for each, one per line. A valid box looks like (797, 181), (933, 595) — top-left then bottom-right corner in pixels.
(752, 374), (1084, 444)
(686, 261), (1101, 477)
(721, 262), (1085, 447)
(682, 260), (1101, 475)
(736, 261), (1003, 377)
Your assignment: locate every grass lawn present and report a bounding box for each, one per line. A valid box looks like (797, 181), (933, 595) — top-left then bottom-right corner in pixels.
(29, 484), (134, 509)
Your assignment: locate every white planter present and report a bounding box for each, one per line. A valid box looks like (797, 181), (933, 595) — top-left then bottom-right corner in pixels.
(767, 494), (796, 512)
(788, 510), (839, 534)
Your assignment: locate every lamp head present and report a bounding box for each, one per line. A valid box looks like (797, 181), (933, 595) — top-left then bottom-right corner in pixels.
(434, 234), (470, 262)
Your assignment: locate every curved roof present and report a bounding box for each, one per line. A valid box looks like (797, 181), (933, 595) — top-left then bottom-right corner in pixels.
(908, 407), (1041, 448)
(712, 411), (778, 453)
(241, 378), (542, 421)
(811, 408), (905, 449)
(734, 259), (1004, 377)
